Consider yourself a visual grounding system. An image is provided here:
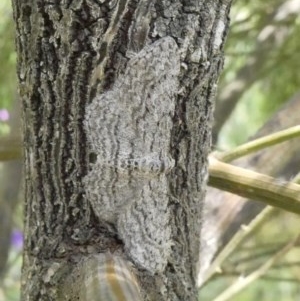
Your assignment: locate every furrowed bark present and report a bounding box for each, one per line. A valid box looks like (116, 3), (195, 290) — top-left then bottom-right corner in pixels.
(12, 1), (232, 300)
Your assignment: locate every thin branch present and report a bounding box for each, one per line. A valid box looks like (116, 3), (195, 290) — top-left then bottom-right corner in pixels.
(211, 235), (300, 301)
(208, 156), (300, 215)
(217, 271), (300, 283)
(214, 125), (300, 162)
(0, 136), (22, 161)
(203, 173), (300, 286)
(201, 205), (275, 285)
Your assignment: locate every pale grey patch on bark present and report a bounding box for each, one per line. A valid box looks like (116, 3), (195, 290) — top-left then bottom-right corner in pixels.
(127, 0), (153, 52)
(85, 37), (180, 274)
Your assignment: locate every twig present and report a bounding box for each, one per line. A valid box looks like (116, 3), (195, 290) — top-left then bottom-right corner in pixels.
(209, 156), (300, 215)
(212, 235), (300, 301)
(214, 125), (300, 162)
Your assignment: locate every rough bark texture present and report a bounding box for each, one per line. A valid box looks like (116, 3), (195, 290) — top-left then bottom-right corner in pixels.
(12, 1), (232, 300)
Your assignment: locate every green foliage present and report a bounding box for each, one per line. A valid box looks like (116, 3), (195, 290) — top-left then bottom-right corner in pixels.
(0, 0), (16, 110)
(0, 3), (20, 301)
(219, 0), (300, 148)
(199, 211), (300, 300)
(204, 1), (300, 299)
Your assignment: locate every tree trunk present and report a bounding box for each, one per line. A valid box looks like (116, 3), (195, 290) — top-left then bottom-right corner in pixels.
(12, 1), (232, 300)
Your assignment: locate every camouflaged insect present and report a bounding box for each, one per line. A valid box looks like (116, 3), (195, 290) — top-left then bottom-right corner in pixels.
(85, 37), (180, 273)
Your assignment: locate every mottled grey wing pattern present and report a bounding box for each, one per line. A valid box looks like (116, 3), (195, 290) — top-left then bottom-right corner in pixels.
(85, 37), (180, 273)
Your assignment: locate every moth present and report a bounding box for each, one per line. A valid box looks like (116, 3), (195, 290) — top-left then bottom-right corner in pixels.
(85, 37), (180, 273)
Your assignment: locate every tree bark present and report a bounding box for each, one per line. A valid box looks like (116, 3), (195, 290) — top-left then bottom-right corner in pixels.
(12, 1), (232, 300)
